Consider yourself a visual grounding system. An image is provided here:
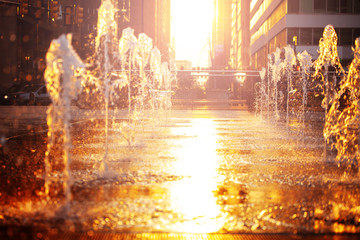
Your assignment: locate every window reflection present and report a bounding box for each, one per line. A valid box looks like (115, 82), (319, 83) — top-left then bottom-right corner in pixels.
(288, 0), (358, 14)
(313, 28), (323, 45)
(288, 0), (300, 13)
(300, 28), (312, 45)
(354, 28), (360, 40)
(340, 28), (353, 45)
(314, 0), (327, 13)
(286, 27), (359, 46)
(327, 0), (340, 13)
(355, 0), (360, 14)
(340, 0), (353, 13)
(288, 28), (300, 46)
(301, 0), (314, 13)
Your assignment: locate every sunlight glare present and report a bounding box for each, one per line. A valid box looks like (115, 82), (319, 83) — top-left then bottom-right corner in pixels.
(169, 119), (225, 232)
(171, 0), (214, 67)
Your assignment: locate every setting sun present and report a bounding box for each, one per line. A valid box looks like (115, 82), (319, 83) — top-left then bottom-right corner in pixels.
(171, 0), (214, 67)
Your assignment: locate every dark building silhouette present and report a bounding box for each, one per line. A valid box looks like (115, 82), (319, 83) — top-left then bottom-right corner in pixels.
(0, 0), (171, 91)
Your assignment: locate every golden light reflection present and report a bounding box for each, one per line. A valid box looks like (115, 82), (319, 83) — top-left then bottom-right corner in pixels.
(169, 119), (225, 233)
(171, 0), (214, 67)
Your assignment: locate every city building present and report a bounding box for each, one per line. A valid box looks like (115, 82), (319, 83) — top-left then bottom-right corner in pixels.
(0, 0), (98, 90)
(118, 0), (171, 62)
(230, 0), (251, 70)
(210, 0), (232, 89)
(211, 0), (232, 70)
(0, 0), (171, 90)
(250, 0), (360, 70)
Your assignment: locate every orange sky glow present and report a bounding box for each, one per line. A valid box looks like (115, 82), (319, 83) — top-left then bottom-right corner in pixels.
(171, 0), (214, 68)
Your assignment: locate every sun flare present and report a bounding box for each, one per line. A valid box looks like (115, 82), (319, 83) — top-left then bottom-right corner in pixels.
(171, 0), (214, 67)
(169, 119), (225, 232)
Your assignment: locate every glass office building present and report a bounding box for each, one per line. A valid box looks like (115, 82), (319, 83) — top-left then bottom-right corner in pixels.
(250, 0), (360, 69)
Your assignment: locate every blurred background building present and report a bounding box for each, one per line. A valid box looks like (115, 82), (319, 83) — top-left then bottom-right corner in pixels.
(212, 0), (360, 72)
(249, 0), (360, 70)
(0, 0), (171, 90)
(209, 0), (232, 89)
(2, 0), (359, 93)
(209, 0), (360, 103)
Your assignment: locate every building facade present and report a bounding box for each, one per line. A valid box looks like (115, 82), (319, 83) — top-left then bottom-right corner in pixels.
(211, 0), (232, 70)
(250, 0), (360, 70)
(118, 0), (171, 62)
(210, 0), (232, 89)
(0, 0), (171, 90)
(0, 0), (100, 90)
(230, 0), (251, 70)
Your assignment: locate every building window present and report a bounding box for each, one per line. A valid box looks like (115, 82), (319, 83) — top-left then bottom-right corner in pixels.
(340, 0), (352, 13)
(300, 0), (313, 13)
(288, 0), (300, 13)
(339, 28), (353, 45)
(287, 28), (299, 45)
(355, 0), (360, 14)
(313, 28), (323, 45)
(300, 28), (312, 45)
(286, 27), (360, 46)
(327, 0), (340, 13)
(314, 0), (326, 13)
(354, 29), (360, 41)
(294, 0), (358, 14)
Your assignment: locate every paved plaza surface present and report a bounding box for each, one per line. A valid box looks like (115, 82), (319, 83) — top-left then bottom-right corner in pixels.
(0, 106), (359, 239)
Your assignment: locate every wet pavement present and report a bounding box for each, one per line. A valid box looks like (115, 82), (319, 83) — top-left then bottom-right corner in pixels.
(0, 106), (359, 239)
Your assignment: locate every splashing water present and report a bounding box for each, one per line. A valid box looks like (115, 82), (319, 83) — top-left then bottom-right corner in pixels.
(255, 67), (267, 117)
(324, 38), (360, 173)
(283, 45), (296, 125)
(297, 50), (312, 137)
(98, 0), (118, 174)
(44, 34), (85, 214)
(42, 0), (174, 211)
(313, 25), (345, 112)
(271, 48), (282, 121)
(312, 25), (347, 164)
(259, 24), (359, 173)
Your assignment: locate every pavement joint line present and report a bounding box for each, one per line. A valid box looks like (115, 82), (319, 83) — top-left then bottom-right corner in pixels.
(5, 119), (93, 141)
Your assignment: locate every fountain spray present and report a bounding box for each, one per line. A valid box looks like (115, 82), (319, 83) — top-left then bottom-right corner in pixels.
(324, 38), (360, 173)
(283, 45), (296, 125)
(257, 68), (266, 118)
(44, 34), (85, 214)
(313, 25), (345, 161)
(271, 48), (282, 121)
(95, 0), (118, 174)
(297, 50), (312, 138)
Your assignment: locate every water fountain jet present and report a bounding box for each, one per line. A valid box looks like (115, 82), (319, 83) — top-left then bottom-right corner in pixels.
(44, 33), (85, 214)
(324, 37), (360, 173)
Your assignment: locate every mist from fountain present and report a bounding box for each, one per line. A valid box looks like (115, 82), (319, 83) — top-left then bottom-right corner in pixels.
(42, 0), (174, 212)
(258, 24), (359, 173)
(96, 0), (118, 174)
(313, 25), (345, 119)
(297, 50), (312, 138)
(324, 37), (360, 173)
(271, 48), (282, 121)
(283, 45), (296, 125)
(44, 34), (85, 214)
(256, 67), (267, 117)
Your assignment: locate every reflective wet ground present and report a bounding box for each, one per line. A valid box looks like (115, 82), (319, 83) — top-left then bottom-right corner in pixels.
(0, 107), (359, 239)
